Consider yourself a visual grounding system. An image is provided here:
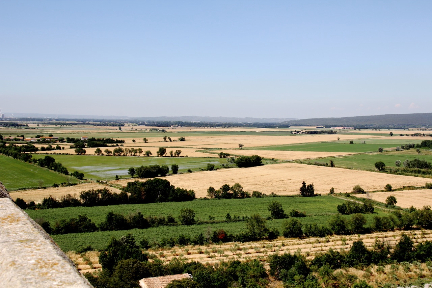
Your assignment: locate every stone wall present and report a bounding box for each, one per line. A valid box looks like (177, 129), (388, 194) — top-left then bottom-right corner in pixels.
(0, 182), (92, 287)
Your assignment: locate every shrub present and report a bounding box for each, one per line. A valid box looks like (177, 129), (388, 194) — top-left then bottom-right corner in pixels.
(206, 163), (215, 171)
(178, 208), (196, 225)
(329, 214), (349, 235)
(234, 155), (262, 167)
(289, 209), (306, 217)
(391, 234), (414, 262)
(352, 185), (365, 194)
(384, 184), (392, 191)
(350, 213), (367, 234)
(171, 164), (179, 174)
(395, 160), (401, 167)
(374, 161), (385, 171)
(282, 218), (303, 238)
(385, 196), (397, 206)
(246, 214), (269, 240)
(99, 234), (147, 274)
(329, 187), (335, 194)
(268, 201), (286, 219)
(425, 182), (432, 189)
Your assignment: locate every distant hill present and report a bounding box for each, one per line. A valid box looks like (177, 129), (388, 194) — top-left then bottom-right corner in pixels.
(284, 113), (432, 129)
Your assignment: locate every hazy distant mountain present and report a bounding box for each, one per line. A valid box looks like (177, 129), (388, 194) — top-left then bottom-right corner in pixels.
(284, 113), (432, 128)
(4, 113), (296, 123)
(3, 112), (432, 128)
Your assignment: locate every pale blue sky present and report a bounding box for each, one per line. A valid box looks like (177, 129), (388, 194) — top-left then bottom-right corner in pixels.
(1, 1), (431, 119)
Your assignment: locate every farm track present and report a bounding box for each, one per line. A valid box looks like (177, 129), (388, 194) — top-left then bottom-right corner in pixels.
(69, 229), (432, 275)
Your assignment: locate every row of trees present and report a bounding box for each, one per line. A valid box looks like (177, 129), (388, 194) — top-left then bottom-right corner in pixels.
(15, 179), (195, 210)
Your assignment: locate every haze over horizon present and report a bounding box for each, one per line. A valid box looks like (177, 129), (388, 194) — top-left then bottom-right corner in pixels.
(1, 1), (431, 119)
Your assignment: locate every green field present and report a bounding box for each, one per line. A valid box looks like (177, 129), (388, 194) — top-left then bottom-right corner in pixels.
(32, 154), (229, 180)
(26, 196), (390, 251)
(0, 155), (78, 191)
(250, 139), (422, 153)
(305, 150), (432, 172)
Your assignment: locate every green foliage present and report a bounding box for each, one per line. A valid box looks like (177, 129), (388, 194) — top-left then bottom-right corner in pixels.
(378, 147), (384, 153)
(385, 195), (397, 206)
(384, 183), (392, 191)
(349, 213), (367, 234)
(268, 201), (286, 219)
(426, 182), (432, 189)
(157, 147), (166, 157)
(374, 161), (386, 171)
(289, 209), (306, 217)
(391, 234), (414, 262)
(329, 214), (349, 235)
(99, 234), (148, 274)
(128, 167), (135, 177)
(206, 163), (215, 171)
(234, 155), (262, 168)
(299, 181), (315, 197)
(352, 185), (365, 194)
(135, 164), (169, 178)
(246, 214), (269, 240)
(282, 218), (303, 238)
(178, 208), (196, 225)
(171, 164), (179, 174)
(337, 200), (374, 215)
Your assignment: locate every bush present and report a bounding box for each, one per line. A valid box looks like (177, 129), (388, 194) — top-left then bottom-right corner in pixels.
(329, 214), (349, 235)
(99, 234), (148, 273)
(395, 160), (401, 167)
(350, 213), (367, 234)
(234, 155), (262, 168)
(374, 161), (385, 171)
(206, 163), (215, 171)
(268, 201), (286, 219)
(425, 182), (432, 189)
(282, 218), (303, 238)
(171, 164), (179, 174)
(289, 209), (306, 217)
(352, 185), (365, 194)
(378, 147), (383, 153)
(385, 195), (397, 206)
(178, 208), (196, 225)
(246, 214), (269, 240)
(384, 184), (392, 191)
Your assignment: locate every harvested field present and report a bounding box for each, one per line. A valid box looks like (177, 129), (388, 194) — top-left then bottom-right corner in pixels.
(356, 189), (432, 209)
(9, 183), (120, 203)
(68, 229), (432, 274)
(115, 163), (430, 198)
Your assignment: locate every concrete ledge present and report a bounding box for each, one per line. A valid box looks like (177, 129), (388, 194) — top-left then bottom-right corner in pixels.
(0, 183), (92, 287)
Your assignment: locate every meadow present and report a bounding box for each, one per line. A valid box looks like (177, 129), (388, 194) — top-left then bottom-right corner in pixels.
(250, 139), (422, 153)
(31, 154), (229, 180)
(304, 150), (432, 172)
(26, 195), (391, 251)
(0, 154), (78, 191)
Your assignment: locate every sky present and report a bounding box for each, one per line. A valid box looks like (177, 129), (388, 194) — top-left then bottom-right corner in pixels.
(1, 1), (431, 119)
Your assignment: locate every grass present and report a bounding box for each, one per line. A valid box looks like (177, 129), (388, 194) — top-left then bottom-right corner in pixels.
(303, 149), (432, 172)
(0, 155), (78, 191)
(26, 195), (390, 251)
(249, 139), (422, 153)
(31, 154), (229, 180)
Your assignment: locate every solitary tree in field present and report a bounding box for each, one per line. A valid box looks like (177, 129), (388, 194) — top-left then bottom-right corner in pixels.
(178, 208), (196, 225)
(145, 150), (152, 157)
(239, 143), (244, 149)
(386, 195), (397, 206)
(300, 181), (314, 197)
(128, 167), (136, 178)
(375, 161), (386, 171)
(268, 201), (286, 219)
(157, 147), (166, 157)
(143, 138), (148, 143)
(95, 147), (103, 155)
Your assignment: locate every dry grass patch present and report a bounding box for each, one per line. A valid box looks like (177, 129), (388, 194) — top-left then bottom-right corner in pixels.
(137, 163), (432, 198)
(9, 182), (121, 203)
(356, 189), (432, 209)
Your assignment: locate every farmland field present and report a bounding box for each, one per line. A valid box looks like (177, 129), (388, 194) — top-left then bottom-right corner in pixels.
(304, 150), (432, 172)
(25, 195), (391, 251)
(249, 139), (422, 153)
(31, 154), (228, 180)
(0, 154), (78, 191)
